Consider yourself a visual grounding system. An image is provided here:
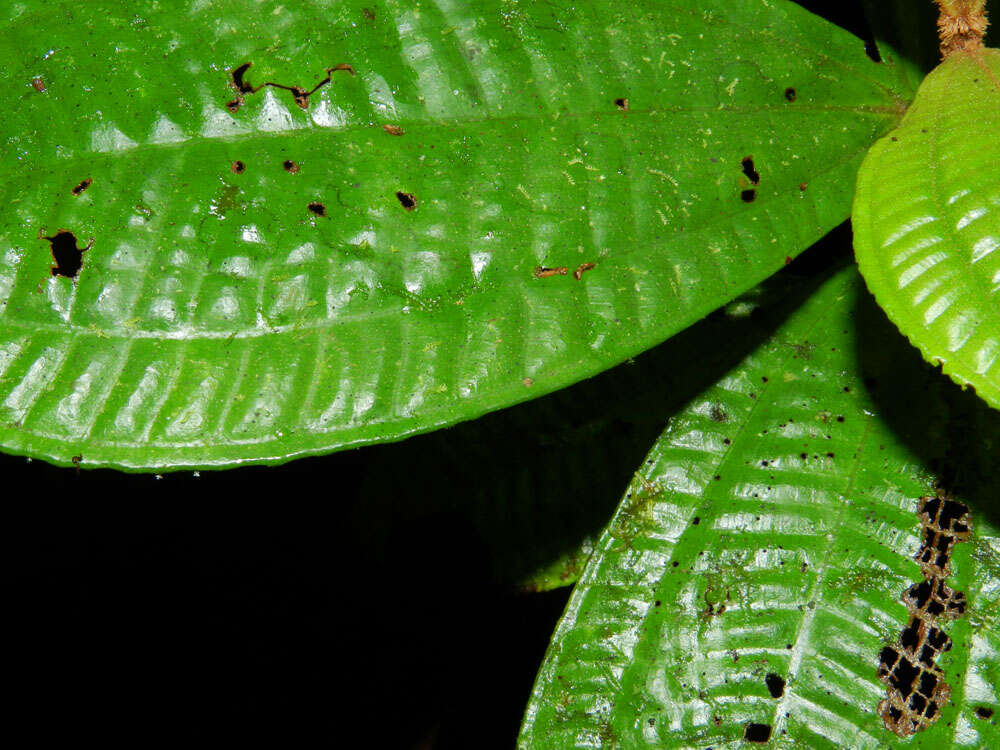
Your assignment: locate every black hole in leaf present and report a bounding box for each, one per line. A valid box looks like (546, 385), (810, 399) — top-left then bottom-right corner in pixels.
(308, 202), (326, 217)
(921, 496), (942, 522)
(231, 160), (245, 174)
(900, 619), (921, 652)
(910, 692), (928, 714)
(46, 231), (88, 279)
(924, 700), (940, 719)
(614, 97), (629, 110)
(939, 499), (970, 533)
(784, 87), (797, 102)
(71, 177), (92, 196)
(741, 156), (760, 185)
(231, 62), (254, 93)
(765, 673), (785, 698)
(976, 707), (994, 720)
(396, 191), (417, 210)
(927, 626), (950, 651)
(879, 647), (899, 674)
(917, 670), (938, 697)
(741, 189), (756, 203)
(907, 581), (932, 609)
(283, 160), (300, 174)
(744, 723), (772, 743)
(888, 705), (903, 722)
(889, 657), (920, 696)
(918, 645), (936, 667)
(864, 40), (883, 63)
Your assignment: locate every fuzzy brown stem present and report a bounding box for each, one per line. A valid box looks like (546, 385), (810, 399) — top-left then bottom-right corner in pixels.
(935, 0), (989, 56)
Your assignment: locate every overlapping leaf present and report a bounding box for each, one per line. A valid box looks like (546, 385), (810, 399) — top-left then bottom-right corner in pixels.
(0, 0), (906, 470)
(521, 264), (1000, 747)
(854, 49), (1000, 410)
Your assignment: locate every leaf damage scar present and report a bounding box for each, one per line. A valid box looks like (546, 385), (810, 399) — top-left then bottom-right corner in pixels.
(226, 62), (355, 113)
(877, 493), (971, 737)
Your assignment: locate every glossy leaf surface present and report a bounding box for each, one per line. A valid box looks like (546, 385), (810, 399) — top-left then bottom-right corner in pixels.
(521, 265), (1000, 747)
(0, 0), (905, 470)
(854, 49), (1000, 410)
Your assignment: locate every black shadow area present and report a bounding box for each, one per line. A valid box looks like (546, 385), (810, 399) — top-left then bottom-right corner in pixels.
(855, 286), (1000, 530)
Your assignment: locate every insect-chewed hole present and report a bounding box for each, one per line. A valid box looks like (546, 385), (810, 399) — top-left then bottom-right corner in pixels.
(743, 723), (772, 743)
(614, 97), (629, 110)
(231, 62), (254, 93)
(308, 202), (326, 217)
(765, 673), (785, 698)
(46, 231), (89, 279)
(976, 707), (995, 720)
(71, 177), (93, 196)
(231, 160), (246, 174)
(784, 87), (797, 102)
(396, 191), (417, 210)
(283, 160), (300, 173)
(741, 189), (757, 203)
(741, 156), (760, 185)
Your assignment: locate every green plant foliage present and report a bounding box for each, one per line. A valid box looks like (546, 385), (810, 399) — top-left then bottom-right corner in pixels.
(0, 0), (906, 470)
(352, 250), (840, 591)
(854, 48), (1000, 410)
(520, 263), (1000, 747)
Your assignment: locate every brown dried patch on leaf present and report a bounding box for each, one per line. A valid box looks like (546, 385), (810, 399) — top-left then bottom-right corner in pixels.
(31, 77), (46, 93)
(878, 491), (971, 737)
(935, 0), (989, 56)
(71, 178), (92, 196)
(534, 266), (568, 279)
(573, 262), (596, 280)
(383, 124), (405, 136)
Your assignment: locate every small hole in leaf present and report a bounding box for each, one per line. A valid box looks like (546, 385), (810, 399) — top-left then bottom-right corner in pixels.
(231, 62), (254, 93)
(741, 156), (760, 185)
(71, 178), (92, 196)
(308, 202), (326, 217)
(614, 97), (629, 110)
(744, 723), (772, 743)
(283, 160), (300, 174)
(765, 673), (785, 698)
(741, 189), (756, 203)
(231, 160), (246, 174)
(784, 87), (797, 102)
(396, 191), (417, 210)
(976, 707), (994, 720)
(46, 231), (89, 279)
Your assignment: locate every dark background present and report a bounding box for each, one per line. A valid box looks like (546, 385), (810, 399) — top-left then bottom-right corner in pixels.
(3, 2), (931, 747)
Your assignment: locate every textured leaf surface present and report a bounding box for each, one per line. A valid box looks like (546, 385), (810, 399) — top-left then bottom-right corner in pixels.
(520, 265), (1000, 748)
(0, 0), (906, 470)
(854, 49), (1000, 410)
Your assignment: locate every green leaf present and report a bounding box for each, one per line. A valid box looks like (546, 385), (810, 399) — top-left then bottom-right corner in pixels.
(520, 264), (1000, 747)
(0, 0), (907, 470)
(854, 48), (1000, 411)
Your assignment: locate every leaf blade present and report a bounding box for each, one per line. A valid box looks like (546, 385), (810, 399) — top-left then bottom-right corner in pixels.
(0, 0), (907, 469)
(854, 49), (1000, 410)
(520, 265), (1000, 747)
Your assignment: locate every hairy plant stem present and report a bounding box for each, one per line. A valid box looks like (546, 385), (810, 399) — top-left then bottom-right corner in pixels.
(934, 0), (990, 56)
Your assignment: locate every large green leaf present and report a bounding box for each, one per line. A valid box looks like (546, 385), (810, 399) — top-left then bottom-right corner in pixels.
(0, 0), (906, 470)
(854, 48), (1000, 410)
(520, 264), (1000, 747)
